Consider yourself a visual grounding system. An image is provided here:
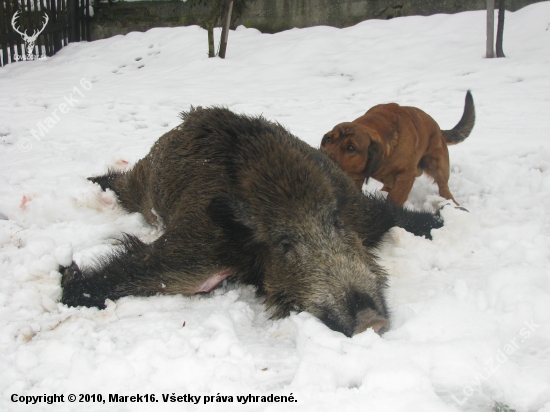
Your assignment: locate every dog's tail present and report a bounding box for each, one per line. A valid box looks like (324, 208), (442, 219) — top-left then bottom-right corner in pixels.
(442, 90), (475, 145)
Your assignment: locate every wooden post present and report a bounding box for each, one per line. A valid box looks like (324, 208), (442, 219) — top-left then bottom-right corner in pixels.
(218, 0), (233, 59)
(39, 0), (51, 56)
(51, 0), (62, 52)
(0, 0), (8, 65)
(7, 0), (23, 61)
(85, 0), (91, 41)
(486, 0), (494, 58)
(32, 0), (44, 56)
(496, 0), (505, 58)
(207, 24), (215, 57)
(67, 0), (77, 42)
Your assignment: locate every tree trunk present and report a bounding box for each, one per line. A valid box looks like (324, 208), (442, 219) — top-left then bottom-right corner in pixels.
(219, 0), (234, 59)
(496, 0), (505, 58)
(486, 0), (495, 58)
(207, 23), (215, 58)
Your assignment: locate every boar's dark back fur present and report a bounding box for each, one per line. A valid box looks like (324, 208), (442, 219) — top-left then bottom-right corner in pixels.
(62, 107), (443, 337)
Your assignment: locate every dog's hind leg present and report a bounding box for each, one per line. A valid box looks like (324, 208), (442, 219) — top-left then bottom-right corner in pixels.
(420, 149), (459, 206)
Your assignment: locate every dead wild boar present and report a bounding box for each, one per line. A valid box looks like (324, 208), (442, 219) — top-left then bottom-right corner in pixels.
(60, 107), (443, 337)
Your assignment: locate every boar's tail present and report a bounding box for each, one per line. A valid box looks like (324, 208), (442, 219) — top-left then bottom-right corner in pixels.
(441, 90), (475, 145)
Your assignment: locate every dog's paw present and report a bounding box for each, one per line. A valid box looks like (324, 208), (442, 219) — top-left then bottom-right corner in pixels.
(439, 201), (469, 213)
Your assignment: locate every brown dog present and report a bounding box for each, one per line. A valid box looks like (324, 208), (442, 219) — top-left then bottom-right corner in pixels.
(321, 92), (475, 206)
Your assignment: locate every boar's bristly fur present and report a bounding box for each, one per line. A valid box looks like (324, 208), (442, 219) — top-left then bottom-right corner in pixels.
(62, 107), (443, 337)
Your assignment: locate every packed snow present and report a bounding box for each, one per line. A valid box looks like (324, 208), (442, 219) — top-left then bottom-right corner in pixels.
(1, 3), (550, 411)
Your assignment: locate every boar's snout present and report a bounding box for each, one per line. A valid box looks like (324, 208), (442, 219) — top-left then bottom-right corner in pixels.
(316, 290), (389, 337)
(354, 308), (389, 335)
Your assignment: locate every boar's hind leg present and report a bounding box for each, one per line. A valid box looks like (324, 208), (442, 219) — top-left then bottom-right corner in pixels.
(60, 233), (227, 309)
(88, 163), (156, 224)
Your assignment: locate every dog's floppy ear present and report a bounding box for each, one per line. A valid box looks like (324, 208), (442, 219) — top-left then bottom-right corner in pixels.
(363, 140), (384, 183)
(321, 130), (337, 147)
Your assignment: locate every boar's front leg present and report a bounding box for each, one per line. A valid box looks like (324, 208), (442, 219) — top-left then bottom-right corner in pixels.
(389, 203), (444, 240)
(353, 193), (444, 248)
(60, 232), (233, 309)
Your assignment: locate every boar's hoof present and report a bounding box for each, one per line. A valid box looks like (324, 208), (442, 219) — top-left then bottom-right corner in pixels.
(60, 261), (107, 309)
(60, 261), (82, 287)
(88, 171), (123, 192)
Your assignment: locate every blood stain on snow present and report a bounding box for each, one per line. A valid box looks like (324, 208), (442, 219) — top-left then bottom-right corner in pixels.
(20, 194), (36, 210)
(99, 192), (116, 206)
(114, 159), (130, 171)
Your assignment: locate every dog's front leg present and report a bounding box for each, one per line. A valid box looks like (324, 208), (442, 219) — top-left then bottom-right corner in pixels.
(386, 173), (415, 206)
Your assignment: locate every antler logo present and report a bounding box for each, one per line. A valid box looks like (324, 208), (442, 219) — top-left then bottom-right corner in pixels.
(11, 10), (49, 61)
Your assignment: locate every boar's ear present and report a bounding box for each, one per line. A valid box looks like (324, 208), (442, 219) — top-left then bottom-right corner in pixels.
(333, 186), (350, 214)
(363, 141), (384, 183)
(207, 195), (256, 241)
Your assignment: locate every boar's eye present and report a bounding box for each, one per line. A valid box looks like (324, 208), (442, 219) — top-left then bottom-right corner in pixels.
(344, 144), (356, 152)
(334, 218), (344, 235)
(281, 241), (295, 255)
(324, 135), (332, 144)
(329, 210), (344, 235)
(276, 236), (296, 255)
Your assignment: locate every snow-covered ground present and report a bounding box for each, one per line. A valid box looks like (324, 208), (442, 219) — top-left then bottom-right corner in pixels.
(1, 3), (550, 411)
